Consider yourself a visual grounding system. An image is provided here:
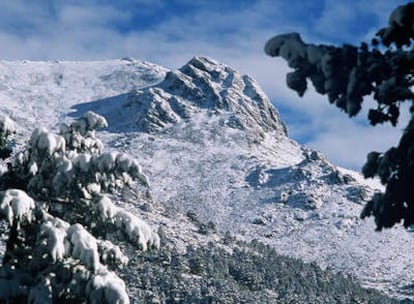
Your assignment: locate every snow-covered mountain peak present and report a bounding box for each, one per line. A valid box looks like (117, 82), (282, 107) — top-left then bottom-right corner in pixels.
(0, 56), (413, 300)
(126, 56), (287, 137)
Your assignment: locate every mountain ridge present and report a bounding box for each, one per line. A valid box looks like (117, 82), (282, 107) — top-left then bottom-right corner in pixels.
(0, 56), (413, 300)
(123, 56), (287, 139)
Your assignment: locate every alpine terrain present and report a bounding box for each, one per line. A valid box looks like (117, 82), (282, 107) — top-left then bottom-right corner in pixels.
(0, 56), (413, 303)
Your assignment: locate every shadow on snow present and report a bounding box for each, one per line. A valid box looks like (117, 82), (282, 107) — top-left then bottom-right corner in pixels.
(68, 93), (138, 133)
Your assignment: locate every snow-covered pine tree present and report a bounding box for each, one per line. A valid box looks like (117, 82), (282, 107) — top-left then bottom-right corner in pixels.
(0, 111), (159, 303)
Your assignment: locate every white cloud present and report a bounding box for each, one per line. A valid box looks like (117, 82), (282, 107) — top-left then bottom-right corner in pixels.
(307, 121), (403, 170)
(57, 4), (130, 27)
(312, 0), (410, 43)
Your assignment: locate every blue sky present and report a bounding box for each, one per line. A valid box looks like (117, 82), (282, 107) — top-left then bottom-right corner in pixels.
(0, 0), (411, 169)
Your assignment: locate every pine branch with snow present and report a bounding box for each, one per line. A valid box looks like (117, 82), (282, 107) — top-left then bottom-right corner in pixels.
(265, 3), (414, 230)
(0, 114), (15, 161)
(0, 112), (158, 303)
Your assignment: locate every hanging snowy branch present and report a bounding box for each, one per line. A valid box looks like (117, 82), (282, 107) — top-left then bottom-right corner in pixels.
(265, 3), (414, 230)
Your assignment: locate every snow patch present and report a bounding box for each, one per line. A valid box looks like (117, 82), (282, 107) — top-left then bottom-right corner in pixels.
(30, 127), (66, 156)
(96, 196), (159, 251)
(67, 224), (100, 272)
(0, 189), (35, 226)
(0, 115), (15, 137)
(86, 270), (129, 304)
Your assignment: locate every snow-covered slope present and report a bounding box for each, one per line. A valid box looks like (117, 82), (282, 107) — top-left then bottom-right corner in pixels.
(0, 56), (413, 299)
(0, 58), (166, 137)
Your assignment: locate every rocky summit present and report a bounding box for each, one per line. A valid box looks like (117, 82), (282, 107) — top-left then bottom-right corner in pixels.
(125, 56), (287, 137)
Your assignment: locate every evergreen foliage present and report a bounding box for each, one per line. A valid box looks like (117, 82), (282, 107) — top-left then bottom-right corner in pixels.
(121, 232), (398, 303)
(0, 112), (159, 303)
(265, 3), (414, 230)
